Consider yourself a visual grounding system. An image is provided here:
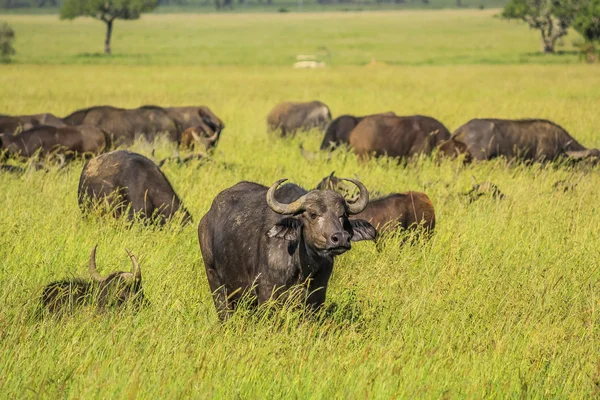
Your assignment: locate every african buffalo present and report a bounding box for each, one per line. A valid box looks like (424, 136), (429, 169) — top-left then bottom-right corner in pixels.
(42, 246), (147, 314)
(0, 125), (107, 160)
(78, 150), (192, 225)
(198, 178), (376, 319)
(0, 113), (66, 134)
(165, 106), (225, 133)
(348, 114), (462, 160)
(0, 116), (22, 135)
(316, 173), (435, 236)
(267, 101), (332, 137)
(63, 106), (179, 145)
(452, 119), (600, 162)
(179, 125), (220, 151)
(320, 112), (395, 150)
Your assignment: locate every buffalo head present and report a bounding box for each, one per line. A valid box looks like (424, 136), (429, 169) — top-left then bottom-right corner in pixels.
(436, 139), (472, 163)
(266, 178), (376, 256)
(180, 125), (220, 151)
(89, 245), (148, 308)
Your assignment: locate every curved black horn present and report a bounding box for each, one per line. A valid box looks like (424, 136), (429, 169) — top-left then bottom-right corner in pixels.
(89, 245), (105, 282)
(341, 178), (369, 214)
(266, 179), (308, 215)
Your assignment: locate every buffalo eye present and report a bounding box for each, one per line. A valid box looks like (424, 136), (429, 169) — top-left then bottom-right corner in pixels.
(309, 212), (318, 220)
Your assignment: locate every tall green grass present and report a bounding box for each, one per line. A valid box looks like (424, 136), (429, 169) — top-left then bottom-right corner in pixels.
(1, 16), (600, 397)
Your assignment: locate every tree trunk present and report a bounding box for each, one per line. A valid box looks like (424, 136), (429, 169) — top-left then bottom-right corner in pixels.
(542, 39), (555, 53)
(104, 19), (113, 55)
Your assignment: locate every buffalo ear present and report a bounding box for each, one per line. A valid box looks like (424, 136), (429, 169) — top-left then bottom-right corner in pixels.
(349, 219), (377, 241)
(267, 217), (303, 241)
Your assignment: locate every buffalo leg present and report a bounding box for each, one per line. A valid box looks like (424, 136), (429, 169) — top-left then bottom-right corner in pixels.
(205, 268), (233, 321)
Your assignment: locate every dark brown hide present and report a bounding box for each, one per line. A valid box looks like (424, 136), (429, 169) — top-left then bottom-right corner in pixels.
(165, 106), (225, 133)
(0, 125), (107, 159)
(267, 101), (332, 137)
(64, 106), (179, 145)
(452, 119), (600, 162)
(316, 174), (435, 235)
(78, 150), (192, 225)
(198, 179), (375, 320)
(320, 112), (395, 150)
(179, 124), (220, 150)
(349, 115), (452, 160)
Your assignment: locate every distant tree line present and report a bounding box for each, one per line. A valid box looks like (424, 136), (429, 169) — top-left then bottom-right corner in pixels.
(1, 0), (483, 7)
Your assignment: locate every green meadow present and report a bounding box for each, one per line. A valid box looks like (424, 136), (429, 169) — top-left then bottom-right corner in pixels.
(1, 10), (600, 398)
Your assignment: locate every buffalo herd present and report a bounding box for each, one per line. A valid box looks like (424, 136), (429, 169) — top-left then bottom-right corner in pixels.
(1, 99), (597, 317)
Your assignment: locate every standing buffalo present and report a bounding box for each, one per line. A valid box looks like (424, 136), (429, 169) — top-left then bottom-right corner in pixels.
(348, 115), (464, 160)
(0, 125), (107, 160)
(198, 178), (376, 319)
(320, 112), (395, 150)
(316, 173), (435, 236)
(42, 246), (147, 314)
(267, 101), (332, 137)
(452, 119), (600, 162)
(78, 150), (192, 225)
(63, 106), (179, 145)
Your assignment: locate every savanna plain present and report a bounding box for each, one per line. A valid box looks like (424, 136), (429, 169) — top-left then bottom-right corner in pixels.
(1, 10), (600, 398)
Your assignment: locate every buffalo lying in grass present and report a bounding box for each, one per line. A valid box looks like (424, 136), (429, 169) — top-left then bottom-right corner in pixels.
(42, 246), (147, 314)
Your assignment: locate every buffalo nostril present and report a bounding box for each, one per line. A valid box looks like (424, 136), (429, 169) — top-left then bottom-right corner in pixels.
(331, 234), (339, 244)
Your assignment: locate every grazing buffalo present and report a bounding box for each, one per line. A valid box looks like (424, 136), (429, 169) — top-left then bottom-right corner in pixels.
(0, 125), (107, 160)
(0, 113), (66, 134)
(42, 246), (147, 314)
(165, 106), (225, 134)
(78, 150), (192, 225)
(316, 173), (435, 235)
(63, 106), (179, 145)
(198, 178), (376, 319)
(320, 112), (395, 150)
(452, 119), (600, 162)
(348, 115), (462, 160)
(267, 101), (332, 137)
(179, 125), (220, 151)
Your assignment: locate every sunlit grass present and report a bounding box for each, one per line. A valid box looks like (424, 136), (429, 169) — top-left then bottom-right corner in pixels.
(1, 12), (600, 397)
(0, 10), (587, 65)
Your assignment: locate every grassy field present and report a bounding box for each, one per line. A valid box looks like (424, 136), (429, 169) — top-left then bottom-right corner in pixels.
(2, 11), (600, 399)
(0, 10), (588, 66)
